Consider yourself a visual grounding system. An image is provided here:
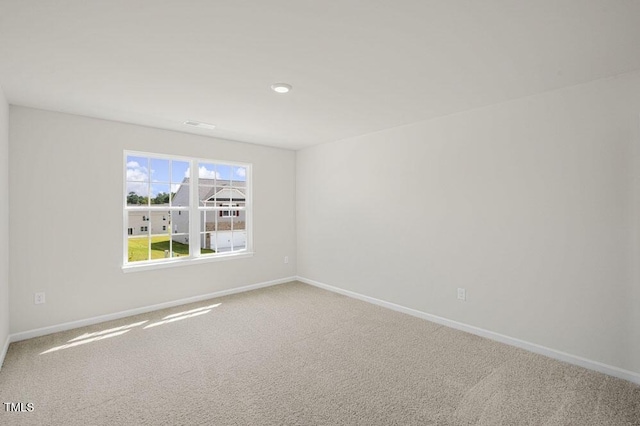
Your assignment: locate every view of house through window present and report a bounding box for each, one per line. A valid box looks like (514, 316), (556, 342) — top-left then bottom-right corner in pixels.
(124, 152), (250, 266)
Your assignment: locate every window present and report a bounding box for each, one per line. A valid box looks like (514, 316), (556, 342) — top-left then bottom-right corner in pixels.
(124, 151), (251, 269)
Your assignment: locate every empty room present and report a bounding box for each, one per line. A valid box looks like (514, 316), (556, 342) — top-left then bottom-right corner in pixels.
(1, 1), (639, 424)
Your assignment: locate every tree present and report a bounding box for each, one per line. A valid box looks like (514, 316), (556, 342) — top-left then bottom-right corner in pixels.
(127, 192), (141, 205)
(127, 192), (150, 205)
(151, 192), (170, 204)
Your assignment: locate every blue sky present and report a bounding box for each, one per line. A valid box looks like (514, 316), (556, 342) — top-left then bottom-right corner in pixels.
(126, 155), (246, 197)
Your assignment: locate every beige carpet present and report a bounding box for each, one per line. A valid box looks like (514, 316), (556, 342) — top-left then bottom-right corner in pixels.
(0, 281), (638, 425)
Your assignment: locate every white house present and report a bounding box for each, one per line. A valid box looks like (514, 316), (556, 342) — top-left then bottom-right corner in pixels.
(171, 178), (247, 251)
(126, 209), (173, 236)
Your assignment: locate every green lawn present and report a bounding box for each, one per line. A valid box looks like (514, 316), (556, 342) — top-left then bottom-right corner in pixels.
(128, 235), (214, 262)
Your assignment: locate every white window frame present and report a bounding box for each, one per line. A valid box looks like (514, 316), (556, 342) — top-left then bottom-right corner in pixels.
(122, 150), (253, 272)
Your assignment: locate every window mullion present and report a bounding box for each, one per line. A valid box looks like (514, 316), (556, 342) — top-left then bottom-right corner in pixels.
(189, 159), (199, 258)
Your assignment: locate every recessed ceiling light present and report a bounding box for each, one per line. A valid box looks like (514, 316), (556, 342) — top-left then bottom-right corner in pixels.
(184, 120), (216, 130)
(270, 83), (292, 94)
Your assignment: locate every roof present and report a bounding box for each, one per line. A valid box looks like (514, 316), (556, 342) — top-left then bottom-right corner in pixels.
(171, 179), (246, 207)
(203, 188), (245, 203)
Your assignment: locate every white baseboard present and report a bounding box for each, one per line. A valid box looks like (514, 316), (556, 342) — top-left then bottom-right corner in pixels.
(296, 276), (640, 386)
(0, 334), (9, 371)
(10, 276), (296, 343)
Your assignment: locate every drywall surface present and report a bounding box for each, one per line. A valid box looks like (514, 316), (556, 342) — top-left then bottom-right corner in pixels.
(9, 107), (296, 333)
(297, 72), (640, 374)
(630, 77), (640, 376)
(0, 87), (9, 352)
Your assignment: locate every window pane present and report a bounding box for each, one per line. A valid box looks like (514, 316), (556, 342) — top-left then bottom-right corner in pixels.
(128, 235), (150, 262)
(150, 158), (170, 183)
(211, 186), (228, 205)
(231, 188), (246, 208)
(170, 207), (190, 259)
(172, 160), (189, 184)
(171, 180), (189, 207)
(126, 182), (149, 206)
(126, 156), (149, 182)
(213, 230), (233, 253)
(170, 236), (190, 259)
(172, 210), (189, 235)
(199, 232), (216, 255)
(217, 164), (232, 181)
(198, 162), (218, 182)
(150, 210), (171, 236)
(211, 186), (239, 208)
(150, 184), (171, 205)
(171, 160), (190, 207)
(200, 210), (217, 232)
(148, 210), (189, 259)
(233, 166), (247, 183)
(128, 211), (150, 262)
(213, 210), (232, 231)
(128, 211), (150, 234)
(232, 216), (245, 231)
(232, 231), (247, 251)
(199, 186), (216, 206)
(149, 234), (171, 260)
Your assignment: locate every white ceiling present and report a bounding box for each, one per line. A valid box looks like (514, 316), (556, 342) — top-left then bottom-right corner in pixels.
(1, 1), (639, 150)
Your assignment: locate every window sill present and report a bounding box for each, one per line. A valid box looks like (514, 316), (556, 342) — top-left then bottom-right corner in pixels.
(121, 252), (254, 273)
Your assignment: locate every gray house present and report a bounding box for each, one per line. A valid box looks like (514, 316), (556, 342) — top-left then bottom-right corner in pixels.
(172, 178), (247, 252)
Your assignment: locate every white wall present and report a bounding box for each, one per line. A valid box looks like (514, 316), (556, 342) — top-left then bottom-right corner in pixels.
(297, 72), (640, 375)
(9, 107), (296, 334)
(0, 86), (9, 356)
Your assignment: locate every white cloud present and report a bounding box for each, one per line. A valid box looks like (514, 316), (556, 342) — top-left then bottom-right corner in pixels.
(126, 161), (150, 196)
(200, 166), (221, 179)
(235, 167), (246, 178)
(127, 168), (148, 181)
(126, 181), (149, 197)
(184, 166), (221, 180)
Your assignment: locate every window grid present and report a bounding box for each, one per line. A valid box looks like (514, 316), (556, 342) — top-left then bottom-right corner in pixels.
(124, 152), (251, 267)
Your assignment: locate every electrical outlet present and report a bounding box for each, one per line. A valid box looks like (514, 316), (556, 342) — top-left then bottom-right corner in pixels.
(34, 292), (46, 305)
(284, 256), (289, 264)
(457, 288), (466, 301)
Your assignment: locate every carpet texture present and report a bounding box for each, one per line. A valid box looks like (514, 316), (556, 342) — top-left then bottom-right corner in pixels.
(0, 281), (638, 425)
